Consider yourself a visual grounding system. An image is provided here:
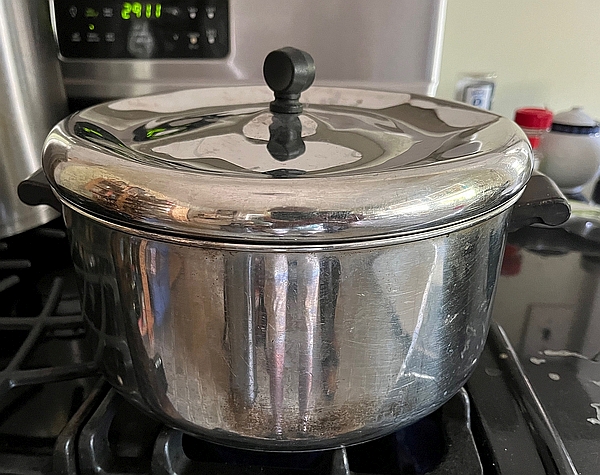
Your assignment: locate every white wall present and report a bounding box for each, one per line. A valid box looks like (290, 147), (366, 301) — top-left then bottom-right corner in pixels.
(437, 0), (600, 120)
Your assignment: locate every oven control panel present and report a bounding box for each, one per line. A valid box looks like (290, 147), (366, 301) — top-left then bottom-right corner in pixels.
(52, 0), (229, 59)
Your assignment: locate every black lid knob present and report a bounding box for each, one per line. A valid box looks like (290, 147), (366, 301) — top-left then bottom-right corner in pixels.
(263, 47), (315, 114)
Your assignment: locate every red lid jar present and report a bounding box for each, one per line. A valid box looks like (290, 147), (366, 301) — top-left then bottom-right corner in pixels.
(514, 108), (554, 148)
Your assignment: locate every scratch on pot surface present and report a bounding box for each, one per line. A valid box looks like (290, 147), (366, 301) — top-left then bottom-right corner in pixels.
(445, 313), (459, 325)
(406, 371), (436, 381)
(543, 349), (589, 360)
(530, 357), (546, 365)
(591, 380), (600, 388)
(587, 403), (600, 425)
(395, 246), (439, 384)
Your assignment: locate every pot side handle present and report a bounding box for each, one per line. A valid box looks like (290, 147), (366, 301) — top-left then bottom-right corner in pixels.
(508, 171), (571, 232)
(18, 168), (62, 212)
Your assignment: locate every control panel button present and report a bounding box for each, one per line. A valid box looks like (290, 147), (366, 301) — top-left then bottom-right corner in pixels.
(206, 28), (216, 45)
(86, 32), (100, 42)
(188, 32), (200, 50)
(127, 22), (155, 58)
(164, 7), (180, 16)
(85, 7), (99, 18)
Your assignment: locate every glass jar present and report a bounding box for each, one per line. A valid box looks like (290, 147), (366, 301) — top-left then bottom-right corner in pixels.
(514, 108), (553, 170)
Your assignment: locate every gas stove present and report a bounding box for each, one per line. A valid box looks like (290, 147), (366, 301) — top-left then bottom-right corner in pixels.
(0, 220), (594, 474)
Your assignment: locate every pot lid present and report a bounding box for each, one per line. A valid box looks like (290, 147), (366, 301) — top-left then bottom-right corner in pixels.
(43, 48), (532, 243)
(551, 107), (600, 135)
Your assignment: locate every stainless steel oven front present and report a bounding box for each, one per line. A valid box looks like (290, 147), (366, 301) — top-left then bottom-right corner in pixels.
(50, 0), (447, 101)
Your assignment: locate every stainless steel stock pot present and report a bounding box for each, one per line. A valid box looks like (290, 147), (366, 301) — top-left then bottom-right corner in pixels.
(31, 49), (569, 450)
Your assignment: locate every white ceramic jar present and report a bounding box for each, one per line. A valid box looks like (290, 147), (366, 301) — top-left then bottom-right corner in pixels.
(539, 107), (600, 194)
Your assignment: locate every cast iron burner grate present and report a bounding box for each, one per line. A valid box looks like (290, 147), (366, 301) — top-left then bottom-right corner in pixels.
(58, 387), (482, 475)
(0, 275), (97, 396)
(0, 224), (100, 474)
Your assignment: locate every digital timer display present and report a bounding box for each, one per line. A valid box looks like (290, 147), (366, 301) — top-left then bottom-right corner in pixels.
(121, 2), (162, 19)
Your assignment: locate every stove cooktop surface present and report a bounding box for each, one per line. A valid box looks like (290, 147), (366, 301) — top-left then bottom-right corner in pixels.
(0, 221), (594, 474)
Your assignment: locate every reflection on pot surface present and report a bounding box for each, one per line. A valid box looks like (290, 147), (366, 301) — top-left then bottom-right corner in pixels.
(67, 205), (510, 450)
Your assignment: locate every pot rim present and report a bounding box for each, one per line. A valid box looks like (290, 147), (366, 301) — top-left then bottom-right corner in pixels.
(59, 189), (522, 252)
